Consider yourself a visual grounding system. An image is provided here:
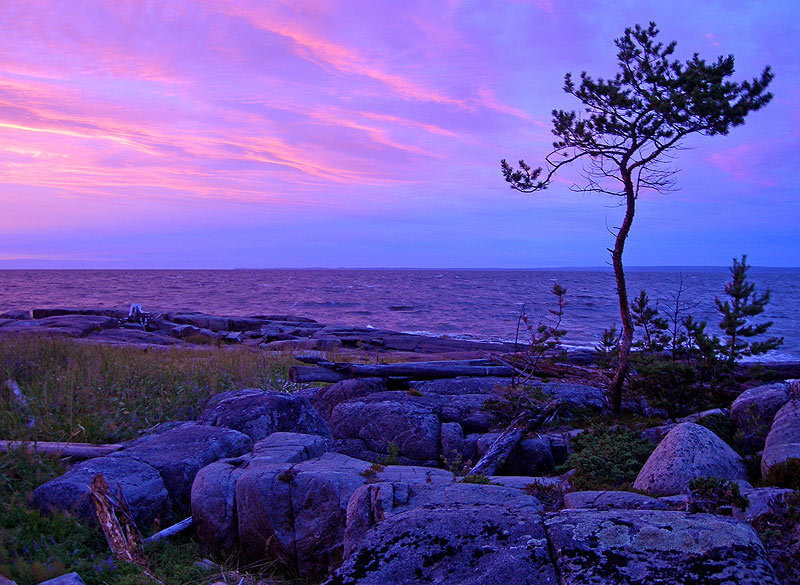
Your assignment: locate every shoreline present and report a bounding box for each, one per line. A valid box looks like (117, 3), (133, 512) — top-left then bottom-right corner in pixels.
(1, 306), (797, 373)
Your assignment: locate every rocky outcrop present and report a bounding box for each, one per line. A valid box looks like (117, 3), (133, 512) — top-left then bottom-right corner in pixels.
(198, 388), (330, 441)
(544, 509), (779, 584)
(329, 484), (555, 585)
(31, 423), (251, 525)
(731, 382), (790, 452)
(761, 397), (800, 477)
(37, 573), (86, 585)
(633, 422), (747, 496)
(191, 432), (329, 554)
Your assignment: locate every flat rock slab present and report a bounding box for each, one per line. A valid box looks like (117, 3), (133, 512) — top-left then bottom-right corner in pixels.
(544, 509), (779, 585)
(198, 388), (330, 440)
(563, 490), (668, 511)
(633, 422), (746, 495)
(31, 455), (170, 527)
(327, 494), (557, 585)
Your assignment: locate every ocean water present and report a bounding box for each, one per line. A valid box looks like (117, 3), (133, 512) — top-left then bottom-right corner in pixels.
(0, 268), (798, 361)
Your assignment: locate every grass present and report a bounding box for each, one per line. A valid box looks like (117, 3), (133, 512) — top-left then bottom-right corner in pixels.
(0, 335), (308, 584)
(0, 448), (213, 585)
(0, 334), (300, 444)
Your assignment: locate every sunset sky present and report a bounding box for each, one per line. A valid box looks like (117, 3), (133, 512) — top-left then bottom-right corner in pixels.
(1, 1), (798, 268)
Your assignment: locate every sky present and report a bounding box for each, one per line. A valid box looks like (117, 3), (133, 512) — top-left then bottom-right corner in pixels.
(0, 0), (798, 268)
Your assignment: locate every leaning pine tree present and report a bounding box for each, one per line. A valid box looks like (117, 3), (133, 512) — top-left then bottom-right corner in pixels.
(501, 22), (773, 414)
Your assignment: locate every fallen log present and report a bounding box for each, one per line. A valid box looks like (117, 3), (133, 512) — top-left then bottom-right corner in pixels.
(289, 359), (514, 383)
(467, 399), (561, 477)
(0, 440), (123, 458)
(143, 517), (193, 545)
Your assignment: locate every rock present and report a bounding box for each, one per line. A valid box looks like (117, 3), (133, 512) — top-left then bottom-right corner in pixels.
(310, 378), (387, 419)
(410, 376), (512, 395)
(328, 399), (441, 464)
(440, 422), (466, 462)
(31, 456), (170, 527)
(31, 315), (117, 337)
(227, 317), (265, 332)
(328, 483), (556, 585)
(198, 388), (330, 441)
(538, 381), (607, 410)
(85, 328), (180, 346)
(166, 312), (229, 331)
(563, 490), (668, 511)
(118, 423), (252, 513)
(544, 509), (779, 584)
(0, 573), (16, 585)
(223, 331), (243, 343)
(731, 383), (790, 452)
(0, 309), (29, 319)
(37, 573), (86, 585)
(235, 452), (373, 578)
(31, 308), (126, 319)
(736, 486), (796, 523)
(264, 338), (343, 351)
(191, 432), (328, 554)
(677, 407), (729, 424)
(633, 422), (747, 496)
(761, 398), (800, 477)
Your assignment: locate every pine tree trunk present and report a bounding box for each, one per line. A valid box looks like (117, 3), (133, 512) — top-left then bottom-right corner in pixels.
(610, 174), (637, 415)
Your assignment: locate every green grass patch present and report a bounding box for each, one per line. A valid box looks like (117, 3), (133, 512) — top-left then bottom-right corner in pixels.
(0, 334), (299, 444)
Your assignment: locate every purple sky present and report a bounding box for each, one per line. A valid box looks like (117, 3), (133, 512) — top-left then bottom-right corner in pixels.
(1, 0), (798, 268)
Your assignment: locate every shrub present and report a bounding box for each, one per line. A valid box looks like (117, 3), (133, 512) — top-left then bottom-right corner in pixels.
(460, 474), (491, 485)
(628, 354), (700, 418)
(696, 413), (737, 448)
(523, 482), (564, 511)
(764, 458), (800, 490)
(687, 476), (748, 515)
(379, 443), (400, 466)
(557, 426), (654, 491)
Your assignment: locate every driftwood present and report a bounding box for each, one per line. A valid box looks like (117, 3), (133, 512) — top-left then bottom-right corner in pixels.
(0, 440), (122, 458)
(5, 379), (35, 428)
(467, 399), (562, 477)
(143, 517), (193, 545)
(289, 359), (514, 383)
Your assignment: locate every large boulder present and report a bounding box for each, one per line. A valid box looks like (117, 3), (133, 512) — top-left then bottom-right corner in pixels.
(31, 456), (170, 527)
(544, 509), (779, 584)
(117, 423), (251, 513)
(731, 382), (790, 452)
(633, 422), (747, 496)
(761, 398), (800, 477)
(235, 452), (374, 578)
(198, 388), (330, 440)
(311, 379), (387, 419)
(328, 399), (441, 464)
(191, 432), (328, 554)
(329, 484), (556, 585)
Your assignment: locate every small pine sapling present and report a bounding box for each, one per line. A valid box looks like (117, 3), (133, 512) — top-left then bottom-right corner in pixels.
(631, 290), (671, 353)
(716, 255), (783, 368)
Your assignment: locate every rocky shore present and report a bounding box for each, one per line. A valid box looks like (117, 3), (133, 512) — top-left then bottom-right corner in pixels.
(2, 307), (799, 584)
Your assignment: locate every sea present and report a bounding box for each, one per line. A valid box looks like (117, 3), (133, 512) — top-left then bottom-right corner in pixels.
(1, 268), (798, 362)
